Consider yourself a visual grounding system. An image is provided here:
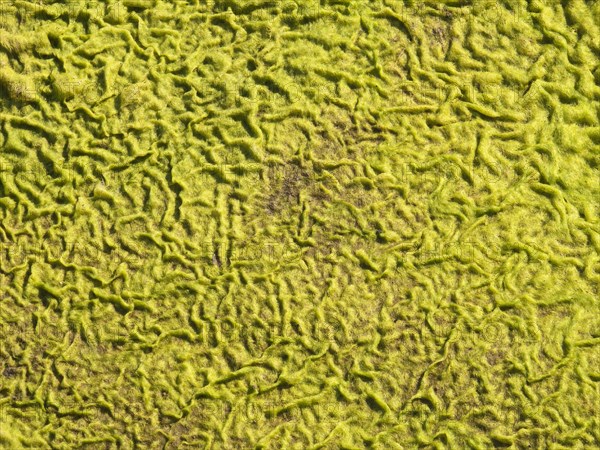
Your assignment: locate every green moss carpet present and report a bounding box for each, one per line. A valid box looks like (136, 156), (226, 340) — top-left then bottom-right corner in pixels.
(0, 0), (599, 448)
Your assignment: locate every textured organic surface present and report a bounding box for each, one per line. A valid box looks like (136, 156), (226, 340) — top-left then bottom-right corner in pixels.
(0, 0), (599, 448)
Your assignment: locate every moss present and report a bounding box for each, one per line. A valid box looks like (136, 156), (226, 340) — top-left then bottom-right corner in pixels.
(0, 0), (598, 448)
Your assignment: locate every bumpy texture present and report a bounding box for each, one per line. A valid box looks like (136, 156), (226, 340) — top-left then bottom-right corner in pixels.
(0, 0), (599, 449)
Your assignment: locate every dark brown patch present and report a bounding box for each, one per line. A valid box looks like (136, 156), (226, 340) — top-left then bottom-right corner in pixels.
(3, 366), (19, 378)
(265, 164), (308, 215)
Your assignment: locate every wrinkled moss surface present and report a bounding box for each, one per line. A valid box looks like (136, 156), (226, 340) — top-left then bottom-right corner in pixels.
(0, 1), (599, 448)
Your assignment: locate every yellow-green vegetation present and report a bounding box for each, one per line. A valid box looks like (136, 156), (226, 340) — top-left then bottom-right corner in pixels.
(0, 0), (599, 448)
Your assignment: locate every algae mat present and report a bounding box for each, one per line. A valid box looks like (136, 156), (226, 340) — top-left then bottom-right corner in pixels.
(0, 0), (599, 448)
